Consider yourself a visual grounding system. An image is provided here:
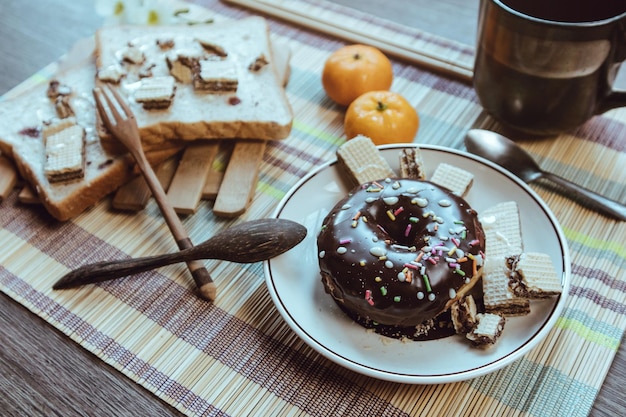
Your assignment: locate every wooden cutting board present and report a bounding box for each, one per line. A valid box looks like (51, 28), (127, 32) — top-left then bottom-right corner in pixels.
(166, 142), (220, 214)
(0, 154), (18, 201)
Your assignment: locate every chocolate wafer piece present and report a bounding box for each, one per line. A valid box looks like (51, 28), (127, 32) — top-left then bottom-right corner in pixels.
(479, 201), (523, 258)
(507, 252), (562, 298)
(466, 313), (506, 348)
(336, 135), (396, 186)
(42, 118), (86, 183)
(194, 59), (238, 93)
(166, 51), (199, 84)
(119, 45), (145, 64)
(430, 162), (474, 196)
(450, 294), (478, 335)
(134, 76), (176, 109)
(399, 147), (426, 180)
(482, 256), (530, 316)
(97, 64), (124, 83)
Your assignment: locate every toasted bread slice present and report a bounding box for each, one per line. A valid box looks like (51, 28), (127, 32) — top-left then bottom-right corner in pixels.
(94, 16), (293, 150)
(0, 28), (293, 221)
(0, 59), (182, 221)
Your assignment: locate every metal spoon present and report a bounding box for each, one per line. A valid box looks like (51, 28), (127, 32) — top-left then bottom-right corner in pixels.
(53, 218), (307, 290)
(465, 129), (626, 221)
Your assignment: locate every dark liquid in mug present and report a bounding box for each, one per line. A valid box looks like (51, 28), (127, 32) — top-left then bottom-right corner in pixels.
(500, 0), (626, 22)
(473, 52), (606, 134)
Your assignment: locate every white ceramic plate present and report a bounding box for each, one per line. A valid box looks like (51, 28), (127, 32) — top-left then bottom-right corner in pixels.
(264, 144), (571, 384)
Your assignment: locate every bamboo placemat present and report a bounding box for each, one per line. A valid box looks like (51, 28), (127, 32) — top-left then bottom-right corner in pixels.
(1, 0), (625, 416)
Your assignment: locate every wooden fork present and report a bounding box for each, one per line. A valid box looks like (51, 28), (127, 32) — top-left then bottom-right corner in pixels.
(93, 85), (216, 301)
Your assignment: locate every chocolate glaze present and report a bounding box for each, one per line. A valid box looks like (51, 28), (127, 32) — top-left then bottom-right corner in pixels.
(317, 178), (485, 333)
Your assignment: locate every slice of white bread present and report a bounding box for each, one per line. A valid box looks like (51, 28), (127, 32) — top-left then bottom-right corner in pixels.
(0, 59), (183, 221)
(0, 30), (292, 222)
(95, 16), (293, 150)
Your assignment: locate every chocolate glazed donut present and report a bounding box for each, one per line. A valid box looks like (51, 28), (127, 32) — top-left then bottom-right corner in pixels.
(317, 178), (485, 334)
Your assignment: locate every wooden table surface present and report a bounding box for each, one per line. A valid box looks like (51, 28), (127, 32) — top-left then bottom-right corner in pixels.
(0, 1), (623, 416)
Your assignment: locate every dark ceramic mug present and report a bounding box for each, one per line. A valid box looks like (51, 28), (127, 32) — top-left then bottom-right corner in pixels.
(473, 0), (626, 135)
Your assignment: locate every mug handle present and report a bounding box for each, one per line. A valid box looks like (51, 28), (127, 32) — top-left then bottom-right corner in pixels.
(598, 90), (626, 113)
(598, 19), (626, 113)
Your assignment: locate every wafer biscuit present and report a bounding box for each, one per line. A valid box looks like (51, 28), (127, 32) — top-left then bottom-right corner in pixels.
(336, 135), (396, 186)
(195, 59), (238, 92)
(248, 54), (269, 72)
(466, 313), (506, 348)
(430, 162), (473, 196)
(450, 294), (478, 335)
(166, 52), (197, 84)
(134, 76), (177, 109)
(43, 119), (86, 183)
(507, 252), (562, 298)
(195, 39), (228, 57)
(482, 256), (530, 316)
(399, 147), (426, 180)
(97, 63), (124, 83)
(120, 45), (145, 64)
(479, 201), (523, 258)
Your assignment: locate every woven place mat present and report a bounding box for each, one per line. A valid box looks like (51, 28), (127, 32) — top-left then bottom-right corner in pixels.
(1, 0), (625, 416)
(223, 0), (474, 83)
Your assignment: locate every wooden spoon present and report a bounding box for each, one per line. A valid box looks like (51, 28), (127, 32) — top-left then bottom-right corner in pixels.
(53, 218), (306, 290)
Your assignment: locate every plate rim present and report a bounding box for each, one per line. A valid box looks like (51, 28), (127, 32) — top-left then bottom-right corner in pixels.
(264, 144), (571, 384)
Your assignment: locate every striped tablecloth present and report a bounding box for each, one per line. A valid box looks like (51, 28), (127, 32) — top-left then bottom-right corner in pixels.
(1, 1), (625, 416)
